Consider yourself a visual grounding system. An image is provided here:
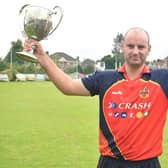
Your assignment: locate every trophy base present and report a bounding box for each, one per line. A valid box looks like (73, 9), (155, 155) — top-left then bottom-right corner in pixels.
(16, 51), (39, 63)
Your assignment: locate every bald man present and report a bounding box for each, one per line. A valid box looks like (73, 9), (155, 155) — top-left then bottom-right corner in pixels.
(23, 27), (167, 168)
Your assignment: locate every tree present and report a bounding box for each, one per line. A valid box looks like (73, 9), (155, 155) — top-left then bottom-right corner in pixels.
(3, 39), (24, 64)
(0, 59), (7, 71)
(112, 33), (125, 69)
(83, 65), (95, 74)
(100, 33), (125, 70)
(101, 55), (115, 69)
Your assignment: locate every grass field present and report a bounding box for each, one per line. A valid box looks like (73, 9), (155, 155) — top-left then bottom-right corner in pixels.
(0, 82), (167, 168)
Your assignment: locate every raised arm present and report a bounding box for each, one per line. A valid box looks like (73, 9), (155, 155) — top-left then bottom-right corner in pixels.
(23, 39), (90, 96)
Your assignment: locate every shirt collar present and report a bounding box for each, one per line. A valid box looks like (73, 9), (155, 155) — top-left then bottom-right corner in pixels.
(118, 63), (151, 74)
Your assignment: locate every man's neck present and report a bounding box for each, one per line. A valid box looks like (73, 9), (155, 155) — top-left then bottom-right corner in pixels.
(125, 63), (145, 80)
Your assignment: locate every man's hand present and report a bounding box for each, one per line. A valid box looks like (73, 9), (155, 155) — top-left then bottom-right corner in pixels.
(23, 39), (47, 63)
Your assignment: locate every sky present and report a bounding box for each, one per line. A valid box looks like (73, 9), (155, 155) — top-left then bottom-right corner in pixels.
(1, 0), (168, 62)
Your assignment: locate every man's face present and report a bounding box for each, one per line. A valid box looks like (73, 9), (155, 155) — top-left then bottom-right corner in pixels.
(121, 30), (151, 67)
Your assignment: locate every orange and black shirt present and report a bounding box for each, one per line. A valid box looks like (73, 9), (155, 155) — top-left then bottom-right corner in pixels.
(82, 64), (168, 161)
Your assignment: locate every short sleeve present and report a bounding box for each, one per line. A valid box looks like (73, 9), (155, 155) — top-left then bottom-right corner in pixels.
(81, 71), (100, 96)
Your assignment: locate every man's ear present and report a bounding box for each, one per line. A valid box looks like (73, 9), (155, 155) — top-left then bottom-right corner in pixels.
(121, 42), (124, 53)
(148, 45), (151, 52)
(147, 45), (152, 56)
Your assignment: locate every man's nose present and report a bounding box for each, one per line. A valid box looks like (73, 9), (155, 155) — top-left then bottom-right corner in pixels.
(132, 47), (139, 55)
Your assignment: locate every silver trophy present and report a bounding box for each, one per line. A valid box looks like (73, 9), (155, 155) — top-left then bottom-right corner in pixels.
(16, 4), (63, 63)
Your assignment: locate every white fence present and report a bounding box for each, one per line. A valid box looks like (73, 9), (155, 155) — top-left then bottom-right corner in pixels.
(0, 74), (49, 82)
(16, 74), (48, 81)
(0, 74), (9, 81)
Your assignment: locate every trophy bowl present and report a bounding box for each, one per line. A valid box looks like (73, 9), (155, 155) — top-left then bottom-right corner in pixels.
(16, 4), (63, 63)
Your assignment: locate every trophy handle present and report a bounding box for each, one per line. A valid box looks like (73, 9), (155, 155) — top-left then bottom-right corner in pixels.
(19, 4), (30, 14)
(48, 6), (64, 36)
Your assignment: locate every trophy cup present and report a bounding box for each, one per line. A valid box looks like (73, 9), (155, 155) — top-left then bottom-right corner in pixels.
(16, 4), (63, 63)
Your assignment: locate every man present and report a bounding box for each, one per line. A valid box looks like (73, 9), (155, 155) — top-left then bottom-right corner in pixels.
(23, 27), (167, 168)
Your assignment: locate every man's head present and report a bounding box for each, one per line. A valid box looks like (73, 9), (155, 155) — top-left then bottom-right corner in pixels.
(121, 27), (151, 67)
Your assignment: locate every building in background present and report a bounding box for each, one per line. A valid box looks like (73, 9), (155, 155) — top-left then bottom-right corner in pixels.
(50, 52), (105, 73)
(50, 52), (77, 71)
(148, 57), (168, 69)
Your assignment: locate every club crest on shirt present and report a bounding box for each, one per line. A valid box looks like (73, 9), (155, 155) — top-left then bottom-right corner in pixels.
(140, 87), (149, 99)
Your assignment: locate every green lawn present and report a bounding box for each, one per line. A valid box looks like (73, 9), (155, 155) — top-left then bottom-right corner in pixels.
(0, 82), (167, 168)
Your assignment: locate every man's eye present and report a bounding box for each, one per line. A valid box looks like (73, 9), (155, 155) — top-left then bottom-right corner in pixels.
(138, 45), (145, 49)
(127, 44), (134, 48)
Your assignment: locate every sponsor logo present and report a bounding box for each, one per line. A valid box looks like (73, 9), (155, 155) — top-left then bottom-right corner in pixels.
(112, 91), (123, 95)
(108, 102), (151, 110)
(140, 87), (149, 99)
(106, 102), (151, 119)
(136, 112), (143, 119)
(121, 112), (127, 118)
(109, 102), (117, 109)
(129, 113), (134, 118)
(144, 111), (149, 117)
(114, 112), (120, 118)
(107, 111), (150, 119)
(118, 102), (151, 110)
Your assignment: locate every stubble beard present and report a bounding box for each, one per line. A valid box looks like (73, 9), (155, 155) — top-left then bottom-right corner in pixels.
(125, 55), (146, 68)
